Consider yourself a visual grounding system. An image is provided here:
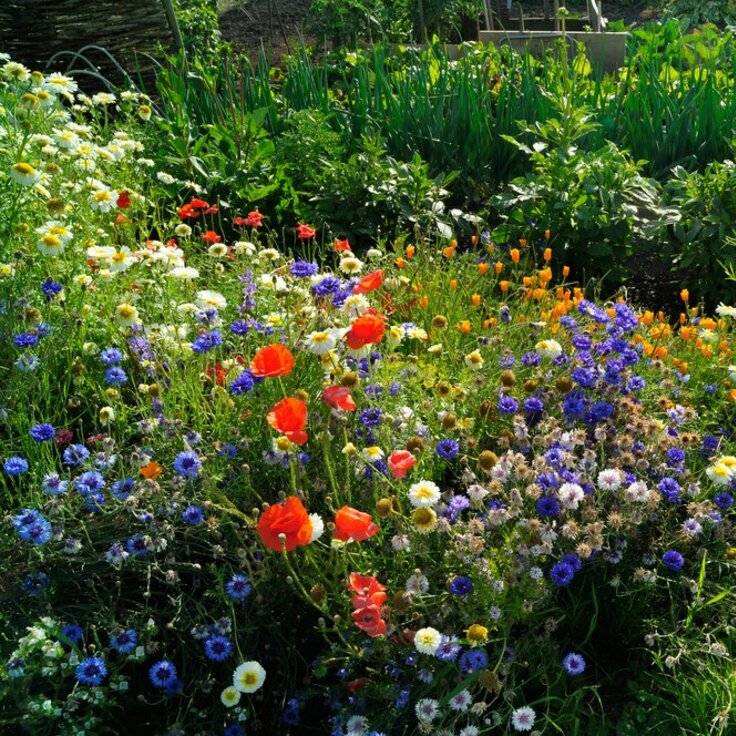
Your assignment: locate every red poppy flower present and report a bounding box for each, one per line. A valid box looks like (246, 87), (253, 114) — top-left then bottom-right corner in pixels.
(201, 230), (222, 244)
(333, 506), (379, 542)
(266, 397), (308, 445)
(256, 496), (313, 551)
(334, 238), (351, 252)
(250, 344), (294, 378)
(190, 198), (210, 209)
(203, 205), (218, 215)
(345, 678), (370, 694)
(388, 450), (416, 479)
(178, 198), (209, 220)
(205, 363), (227, 386)
(345, 314), (385, 350)
(247, 210), (264, 227)
(347, 574), (387, 609)
(351, 605), (387, 637)
(322, 385), (357, 412)
(116, 191), (131, 209)
(296, 223), (316, 239)
(353, 269), (384, 295)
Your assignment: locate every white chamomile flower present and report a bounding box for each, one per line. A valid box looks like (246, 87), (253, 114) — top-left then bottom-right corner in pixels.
(232, 661), (266, 693)
(220, 686), (241, 707)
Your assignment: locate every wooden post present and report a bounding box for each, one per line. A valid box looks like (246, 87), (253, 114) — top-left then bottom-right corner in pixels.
(417, 0), (427, 42)
(160, 0), (183, 51)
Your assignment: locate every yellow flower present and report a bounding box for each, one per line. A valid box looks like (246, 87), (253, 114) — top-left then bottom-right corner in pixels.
(466, 624), (488, 646)
(412, 507), (437, 532)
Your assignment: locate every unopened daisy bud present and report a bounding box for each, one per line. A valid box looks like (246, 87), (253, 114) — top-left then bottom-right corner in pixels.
(478, 450), (498, 471)
(499, 369), (516, 387)
(432, 315), (448, 329)
(376, 498), (394, 518)
(555, 376), (573, 393)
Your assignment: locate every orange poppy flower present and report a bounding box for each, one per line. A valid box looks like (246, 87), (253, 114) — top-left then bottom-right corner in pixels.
(387, 450), (416, 479)
(267, 397), (308, 445)
(257, 496), (313, 551)
(250, 343), (294, 378)
(296, 223), (317, 239)
(139, 461), (163, 480)
(322, 385), (357, 411)
(345, 314), (385, 350)
(334, 237), (352, 252)
(353, 269), (384, 295)
(333, 506), (379, 542)
(347, 573), (388, 609)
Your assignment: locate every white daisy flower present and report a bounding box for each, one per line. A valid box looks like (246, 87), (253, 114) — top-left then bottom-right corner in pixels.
(414, 627), (442, 655)
(408, 480), (441, 508)
(232, 661), (266, 693)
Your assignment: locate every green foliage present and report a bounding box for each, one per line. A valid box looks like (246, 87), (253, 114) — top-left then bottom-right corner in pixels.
(490, 101), (676, 281)
(665, 160), (736, 304)
(661, 0), (736, 28)
(172, 0), (227, 57)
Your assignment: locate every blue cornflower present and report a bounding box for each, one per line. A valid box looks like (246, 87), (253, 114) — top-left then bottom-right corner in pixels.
(29, 423), (55, 442)
(521, 351), (541, 367)
(13, 332), (38, 348)
(586, 401), (615, 424)
(61, 624), (84, 645)
(4, 456), (29, 475)
(448, 575), (473, 596)
(499, 306), (511, 324)
(63, 444), (90, 467)
(359, 407), (382, 428)
(23, 572), (50, 596)
(562, 652), (586, 675)
(111, 478), (135, 500)
(714, 492), (733, 510)
(100, 347), (124, 365)
(625, 376), (646, 393)
(182, 505), (204, 525)
(230, 369), (255, 395)
(435, 438), (459, 460)
(312, 275), (341, 297)
(230, 320), (250, 336)
(658, 477), (681, 504)
(666, 447), (686, 465)
(290, 261), (319, 278)
(13, 508), (41, 530)
(561, 553), (583, 573)
(173, 450), (201, 479)
(225, 573), (251, 601)
(42, 473), (68, 495)
(571, 334), (592, 351)
(498, 396), (518, 414)
(614, 303), (638, 332)
(104, 366), (128, 386)
(662, 550), (684, 572)
(191, 330), (223, 354)
(443, 494), (470, 522)
(149, 659), (178, 688)
(41, 278), (63, 300)
(536, 496), (560, 518)
(17, 516), (52, 545)
(550, 562), (576, 586)
(204, 635), (232, 661)
(75, 657), (107, 686)
(223, 725), (245, 736)
(571, 367), (597, 389)
(126, 534), (149, 557)
(74, 470), (106, 496)
(523, 397), (544, 415)
(283, 698), (302, 725)
(458, 648), (487, 674)
(435, 635), (461, 662)
(109, 628), (138, 654)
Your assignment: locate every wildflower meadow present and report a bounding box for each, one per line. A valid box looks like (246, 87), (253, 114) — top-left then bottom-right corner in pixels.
(1, 23), (736, 736)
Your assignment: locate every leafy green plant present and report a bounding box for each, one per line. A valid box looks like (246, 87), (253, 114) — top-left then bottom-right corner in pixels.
(490, 102), (676, 282)
(661, 0), (736, 28)
(665, 160), (736, 305)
